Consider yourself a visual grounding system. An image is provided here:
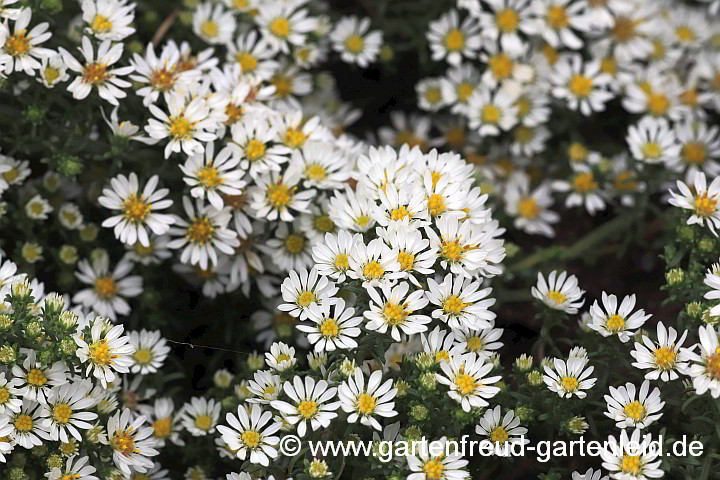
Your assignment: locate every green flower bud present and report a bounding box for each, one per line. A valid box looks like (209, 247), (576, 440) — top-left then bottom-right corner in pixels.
(702, 308), (720, 325)
(0, 314), (13, 331)
(8, 467), (26, 480)
(379, 45), (394, 62)
(25, 321), (44, 338)
(698, 237), (716, 253)
(676, 225), (694, 243)
(409, 404), (429, 422)
(414, 352), (434, 370)
(665, 268), (684, 286)
(79, 223), (98, 242)
(61, 338), (77, 356)
(686, 301), (703, 319)
(11, 279), (31, 299)
(37, 350), (53, 365)
(59, 311), (79, 329)
(504, 242), (521, 259)
(514, 405), (535, 422)
(59, 245), (79, 265)
(43, 293), (65, 314)
(47, 454), (64, 469)
(404, 425), (422, 442)
(394, 379), (409, 397)
(564, 416), (588, 434)
(418, 371), (436, 390)
(514, 354), (533, 372)
(23, 105), (47, 125)
(221, 395), (236, 410)
(31, 443), (48, 456)
(38, 0), (63, 13)
(128, 40), (145, 54)
(0, 345), (16, 364)
(56, 155), (83, 177)
(527, 370), (544, 386)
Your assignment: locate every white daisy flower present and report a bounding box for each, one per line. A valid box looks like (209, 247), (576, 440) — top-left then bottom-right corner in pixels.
(588, 292), (651, 342)
(180, 143), (245, 211)
(247, 370), (283, 405)
(312, 230), (358, 282)
(46, 455), (97, 480)
(553, 166), (606, 215)
(38, 53), (69, 88)
(230, 116), (291, 178)
(278, 267), (338, 320)
(255, 2), (316, 54)
(298, 297), (362, 352)
(427, 273), (496, 330)
(364, 281), (430, 341)
(436, 352), (502, 412)
(258, 220), (314, 272)
(479, 42), (535, 88)
(421, 326), (464, 364)
(129, 42), (200, 107)
(473, 0), (535, 56)
(551, 54), (614, 115)
(148, 398), (184, 447)
(531, 270), (585, 314)
(98, 173), (175, 247)
(543, 357), (596, 399)
(7, 399), (49, 448)
(167, 196), (239, 270)
(455, 322), (504, 358)
(250, 170), (315, 222)
(287, 141), (351, 190)
(631, 321), (689, 382)
(604, 380), (664, 430)
(1, 8), (52, 76)
(24, 194), (52, 220)
(39, 380), (98, 443)
(406, 435), (469, 480)
(82, 0), (135, 41)
(217, 404), (281, 466)
(626, 116), (681, 165)
(600, 429), (663, 480)
(193, 2), (236, 45)
(380, 223), (437, 286)
(265, 342), (297, 372)
(226, 29), (278, 81)
(622, 72), (682, 119)
(571, 468), (608, 480)
(0, 371), (22, 414)
(60, 37), (134, 105)
(75, 317), (135, 387)
(330, 16), (383, 68)
(107, 408), (158, 474)
(338, 368), (397, 431)
(11, 349), (67, 405)
(57, 203), (84, 230)
(668, 171), (720, 236)
(145, 92), (218, 158)
(527, 0), (591, 49)
(270, 376), (340, 437)
(347, 237), (402, 287)
(73, 255), (142, 320)
(683, 325), (720, 398)
(181, 397), (221, 436)
(504, 174), (558, 237)
(427, 9), (481, 66)
(475, 405), (529, 456)
(329, 187), (377, 233)
(129, 329), (171, 374)
(466, 83), (520, 136)
(669, 120), (720, 179)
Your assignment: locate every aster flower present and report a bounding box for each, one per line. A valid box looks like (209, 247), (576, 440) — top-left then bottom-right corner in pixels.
(475, 406), (529, 456)
(73, 255), (142, 320)
(668, 171), (720, 236)
(278, 267), (338, 320)
(82, 0), (136, 41)
(107, 408), (158, 474)
(193, 2), (236, 45)
(543, 357), (596, 399)
(626, 116), (681, 165)
(298, 297), (362, 352)
(129, 42), (199, 106)
(265, 342), (297, 372)
(181, 397), (222, 436)
(75, 317), (135, 387)
(312, 230), (358, 282)
(255, 2), (316, 54)
(128, 329), (171, 374)
(426, 273), (496, 330)
(250, 171), (315, 222)
(338, 368), (397, 431)
(631, 321), (690, 382)
(330, 16), (383, 68)
(217, 404), (281, 466)
(39, 380), (98, 442)
(0, 8), (52, 76)
(531, 270), (585, 314)
(600, 429), (663, 480)
(504, 173), (558, 237)
(406, 436), (469, 480)
(604, 380), (664, 430)
(180, 143), (246, 211)
(683, 325), (720, 398)
(270, 376), (340, 437)
(148, 398), (184, 447)
(247, 370), (283, 405)
(7, 399), (49, 448)
(588, 292), (651, 342)
(436, 352), (502, 412)
(0, 372), (22, 414)
(551, 54), (614, 115)
(365, 281), (431, 341)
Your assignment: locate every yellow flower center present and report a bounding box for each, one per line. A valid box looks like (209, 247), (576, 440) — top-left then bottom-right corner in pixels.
(225, 103), (244, 125)
(648, 93), (669, 115)
(313, 215), (334, 233)
(675, 26), (694, 42)
(123, 193), (151, 222)
(236, 52), (257, 72)
(306, 164), (326, 180)
(320, 318), (339, 337)
(441, 240), (464, 262)
(14, 414), (33, 431)
(363, 261), (385, 279)
(334, 253), (349, 270)
(424, 87), (442, 105)
(444, 28), (465, 51)
(194, 415), (213, 431)
(489, 54), (513, 80)
(455, 373), (477, 395)
(624, 401), (646, 421)
(543, 43), (558, 64)
(446, 127), (465, 148)
(52, 403), (73, 424)
(435, 350), (450, 362)
(496, 8), (518, 32)
(568, 142), (588, 162)
(601, 57), (616, 75)
(276, 353), (291, 362)
(683, 143), (706, 165)
(622, 454), (643, 475)
(89, 340), (112, 365)
(92, 14), (113, 33)
(271, 74), (293, 98)
(427, 193), (446, 216)
(547, 290), (567, 304)
(612, 17), (635, 42)
(286, 128), (307, 148)
(196, 166), (224, 188)
(491, 426), (509, 443)
(642, 142), (662, 159)
(423, 459), (445, 480)
(695, 194), (717, 217)
(268, 183), (294, 208)
(397, 251), (415, 271)
(83, 62), (109, 85)
(94, 276), (117, 299)
(356, 393), (376, 415)
(443, 295), (469, 314)
(6, 31), (30, 56)
(606, 314), (625, 332)
(246, 139), (266, 160)
(383, 302), (408, 326)
(150, 68), (175, 91)
(27, 368), (47, 386)
(200, 20), (218, 38)
(134, 349), (153, 365)
(0, 387), (9, 403)
(297, 291), (315, 307)
(270, 17), (290, 37)
(242, 429), (261, 447)
(467, 336), (484, 352)
(514, 126), (534, 144)
(562, 376), (578, 392)
(285, 234), (306, 254)
(707, 352), (720, 379)
(653, 346), (676, 369)
(517, 197), (538, 218)
(187, 217), (215, 245)
(482, 104), (501, 124)
(680, 88), (697, 106)
(515, 98), (531, 118)
(390, 206), (409, 221)
(547, 5), (568, 29)
(614, 171), (638, 192)
(297, 400), (317, 419)
(112, 430), (136, 456)
(170, 116), (193, 140)
(152, 417), (172, 438)
(355, 214), (371, 228)
(456, 83), (473, 102)
(345, 34), (365, 53)
(572, 172), (598, 192)
(44, 66), (61, 84)
(569, 75), (593, 97)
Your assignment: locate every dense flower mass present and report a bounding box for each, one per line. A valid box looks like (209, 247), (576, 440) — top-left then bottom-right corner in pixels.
(1, 0), (720, 479)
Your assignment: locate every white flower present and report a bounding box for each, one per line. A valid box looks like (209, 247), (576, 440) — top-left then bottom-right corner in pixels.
(330, 16), (383, 68)
(553, 167), (606, 215)
(167, 196), (239, 270)
(551, 54), (614, 115)
(571, 468), (608, 480)
(38, 53), (69, 88)
(669, 120), (720, 179)
(381, 223), (437, 286)
(25, 194), (52, 220)
(180, 143), (245, 211)
(600, 429), (663, 480)
(73, 256), (142, 320)
(148, 398), (184, 447)
(82, 0), (135, 41)
(7, 399), (49, 448)
(588, 291), (651, 343)
(250, 170), (315, 222)
(247, 370), (283, 405)
(298, 297), (362, 352)
(46, 456), (97, 480)
(543, 357), (596, 398)
(287, 141), (350, 190)
(0, 371), (22, 414)
(231, 116), (291, 179)
(683, 325), (720, 398)
(338, 368), (397, 431)
(226, 29), (278, 81)
(129, 329), (171, 374)
(604, 380), (664, 430)
(668, 171), (720, 236)
(98, 173), (175, 247)
(436, 352), (501, 411)
(472, 0), (535, 56)
(426, 273), (496, 330)
(475, 406), (529, 456)
(466, 83), (520, 136)
(1, 8), (52, 76)
(456, 323), (504, 358)
(129, 42), (199, 106)
(270, 376), (340, 437)
(193, 2), (236, 45)
(504, 174), (558, 237)
(312, 230), (358, 282)
(145, 92), (218, 158)
(406, 436), (469, 480)
(421, 326), (463, 363)
(427, 9), (481, 66)
(39, 380), (98, 443)
(256, 3), (316, 54)
(348, 237), (403, 287)
(107, 409), (158, 474)
(75, 317), (135, 387)
(704, 264), (720, 317)
(58, 203), (84, 230)
(60, 37), (134, 105)
(631, 321), (690, 382)
(329, 187), (377, 233)
(626, 116), (681, 165)
(11, 350), (67, 405)
(181, 397), (222, 436)
(217, 404), (281, 466)
(265, 342), (296, 372)
(278, 267), (338, 320)
(365, 281), (431, 341)
(0, 415), (11, 462)
(527, 0), (590, 49)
